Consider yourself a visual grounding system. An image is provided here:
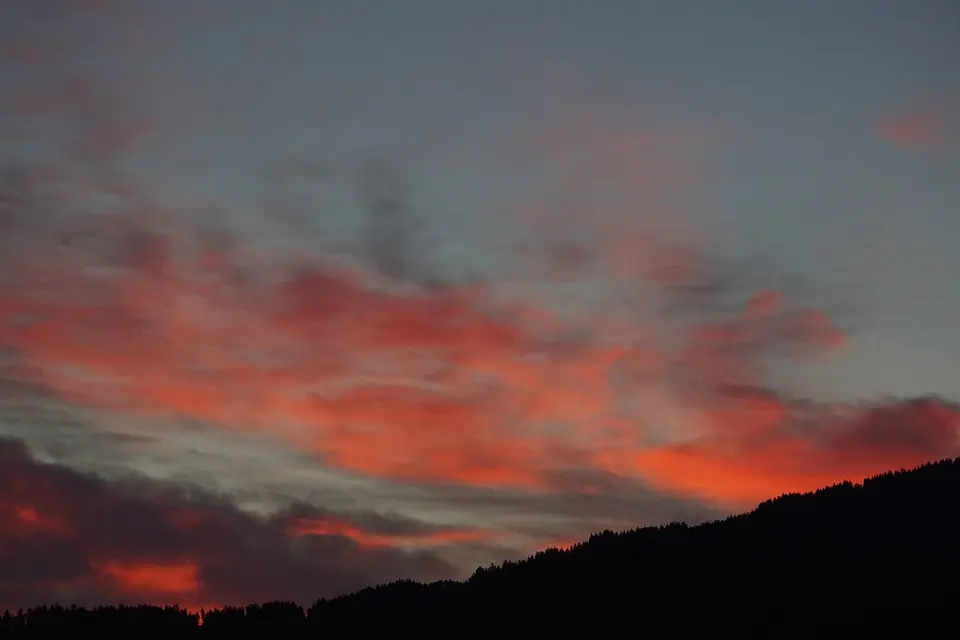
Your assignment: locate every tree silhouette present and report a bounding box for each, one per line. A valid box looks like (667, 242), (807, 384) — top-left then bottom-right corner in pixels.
(2, 458), (958, 637)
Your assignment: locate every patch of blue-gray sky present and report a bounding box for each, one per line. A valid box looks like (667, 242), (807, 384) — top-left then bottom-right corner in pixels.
(77, 0), (960, 401)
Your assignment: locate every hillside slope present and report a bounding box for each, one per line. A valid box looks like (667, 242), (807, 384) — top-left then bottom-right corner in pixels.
(4, 458), (959, 637)
(307, 457), (960, 636)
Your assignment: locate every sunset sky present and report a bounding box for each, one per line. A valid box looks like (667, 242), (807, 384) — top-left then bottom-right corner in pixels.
(1, 0), (958, 610)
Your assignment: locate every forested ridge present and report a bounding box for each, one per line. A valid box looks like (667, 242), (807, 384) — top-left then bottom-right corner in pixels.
(4, 457), (958, 637)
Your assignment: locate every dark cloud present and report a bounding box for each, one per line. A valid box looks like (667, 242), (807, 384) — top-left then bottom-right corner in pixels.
(0, 438), (458, 610)
(357, 160), (422, 283)
(815, 396), (960, 456)
(255, 155), (446, 287)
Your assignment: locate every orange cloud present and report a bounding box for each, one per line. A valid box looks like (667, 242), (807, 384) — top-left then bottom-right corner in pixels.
(285, 517), (495, 549)
(635, 397), (960, 505)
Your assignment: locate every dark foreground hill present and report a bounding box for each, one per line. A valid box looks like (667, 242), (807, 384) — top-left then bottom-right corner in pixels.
(3, 458), (959, 638)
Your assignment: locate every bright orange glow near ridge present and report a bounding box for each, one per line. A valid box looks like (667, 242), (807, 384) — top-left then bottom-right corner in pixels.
(537, 536), (581, 552)
(98, 561), (199, 595)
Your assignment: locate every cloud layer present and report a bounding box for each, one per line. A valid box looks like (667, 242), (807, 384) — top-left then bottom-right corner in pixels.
(1, 0), (958, 611)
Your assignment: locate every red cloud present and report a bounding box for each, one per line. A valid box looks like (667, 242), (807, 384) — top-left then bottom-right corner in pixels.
(285, 516), (495, 549)
(97, 560), (199, 597)
(2, 203), (953, 510)
(877, 102), (950, 149)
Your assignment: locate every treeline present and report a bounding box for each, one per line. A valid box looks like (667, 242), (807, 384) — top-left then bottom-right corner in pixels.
(3, 458), (959, 637)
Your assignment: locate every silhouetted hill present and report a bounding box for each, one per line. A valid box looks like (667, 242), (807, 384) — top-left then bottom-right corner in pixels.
(3, 458), (959, 637)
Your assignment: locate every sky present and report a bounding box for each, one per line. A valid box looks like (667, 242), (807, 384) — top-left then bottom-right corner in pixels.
(1, 0), (958, 611)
